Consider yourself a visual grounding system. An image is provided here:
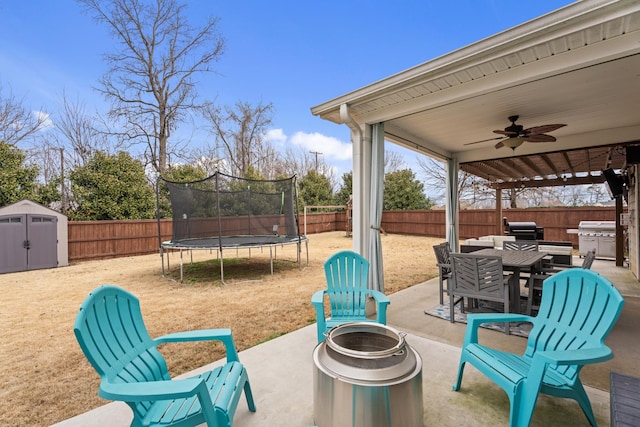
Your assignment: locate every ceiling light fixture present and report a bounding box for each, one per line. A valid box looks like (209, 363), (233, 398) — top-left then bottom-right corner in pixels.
(502, 136), (526, 151)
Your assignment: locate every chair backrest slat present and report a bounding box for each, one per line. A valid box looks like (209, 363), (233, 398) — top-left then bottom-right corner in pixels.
(74, 286), (169, 384)
(525, 269), (624, 380)
(450, 253), (507, 302)
(581, 248), (596, 269)
(75, 286), (173, 421)
(324, 250), (369, 317)
(433, 242), (451, 270)
(503, 240), (538, 251)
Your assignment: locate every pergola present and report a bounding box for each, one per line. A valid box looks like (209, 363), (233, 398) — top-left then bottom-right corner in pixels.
(311, 0), (640, 291)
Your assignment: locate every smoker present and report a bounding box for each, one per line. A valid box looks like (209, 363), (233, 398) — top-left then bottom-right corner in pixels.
(578, 220), (616, 258)
(503, 219), (544, 240)
(313, 322), (423, 427)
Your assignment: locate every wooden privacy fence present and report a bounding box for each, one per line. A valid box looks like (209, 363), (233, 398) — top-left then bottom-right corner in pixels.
(67, 207), (617, 262)
(68, 219), (173, 262)
(381, 207), (618, 245)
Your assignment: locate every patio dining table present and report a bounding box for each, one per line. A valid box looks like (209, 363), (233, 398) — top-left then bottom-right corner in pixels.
(473, 248), (548, 313)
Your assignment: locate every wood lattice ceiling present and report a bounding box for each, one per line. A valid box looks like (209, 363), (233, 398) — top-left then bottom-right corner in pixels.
(460, 141), (638, 189)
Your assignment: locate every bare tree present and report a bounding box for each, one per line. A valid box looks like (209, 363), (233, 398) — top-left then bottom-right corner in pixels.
(418, 156), (576, 208)
(278, 145), (338, 188)
(417, 156), (490, 207)
(585, 183), (610, 205)
(0, 84), (49, 146)
(78, 0), (225, 173)
(189, 147), (222, 177)
(384, 150), (405, 173)
(506, 186), (577, 208)
(202, 100), (275, 177)
(505, 188), (524, 208)
(280, 146), (324, 176)
(52, 92), (118, 166)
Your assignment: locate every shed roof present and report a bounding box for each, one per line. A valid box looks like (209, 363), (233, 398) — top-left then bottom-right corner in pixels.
(0, 199), (67, 219)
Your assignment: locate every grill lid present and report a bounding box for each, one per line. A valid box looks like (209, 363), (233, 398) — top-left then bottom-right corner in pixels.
(578, 221), (615, 231)
(506, 221), (537, 231)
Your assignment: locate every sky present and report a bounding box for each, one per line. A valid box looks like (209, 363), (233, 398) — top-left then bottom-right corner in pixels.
(0, 0), (577, 181)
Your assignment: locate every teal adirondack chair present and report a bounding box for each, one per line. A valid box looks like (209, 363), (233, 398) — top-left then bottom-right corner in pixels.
(74, 285), (256, 427)
(452, 268), (624, 427)
(311, 250), (390, 342)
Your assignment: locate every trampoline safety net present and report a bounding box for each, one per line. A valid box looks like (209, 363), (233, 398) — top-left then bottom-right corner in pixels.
(163, 172), (301, 246)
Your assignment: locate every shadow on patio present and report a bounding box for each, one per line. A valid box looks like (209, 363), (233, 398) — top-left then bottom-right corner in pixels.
(53, 257), (639, 427)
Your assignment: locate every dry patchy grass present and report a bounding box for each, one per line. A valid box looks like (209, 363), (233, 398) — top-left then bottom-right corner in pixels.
(0, 231), (442, 426)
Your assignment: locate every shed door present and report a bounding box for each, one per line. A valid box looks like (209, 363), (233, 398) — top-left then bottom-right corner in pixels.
(26, 215), (58, 270)
(0, 214), (58, 273)
(0, 215), (28, 273)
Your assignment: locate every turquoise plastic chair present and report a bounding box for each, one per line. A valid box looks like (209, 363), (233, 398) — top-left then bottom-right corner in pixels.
(453, 268), (624, 427)
(74, 285), (256, 427)
(311, 250), (390, 342)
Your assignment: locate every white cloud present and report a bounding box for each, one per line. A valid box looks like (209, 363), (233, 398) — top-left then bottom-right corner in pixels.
(290, 131), (352, 161)
(266, 128), (287, 146)
(34, 110), (54, 131)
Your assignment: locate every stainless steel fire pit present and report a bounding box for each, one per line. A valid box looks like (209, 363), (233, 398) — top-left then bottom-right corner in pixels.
(313, 322), (423, 427)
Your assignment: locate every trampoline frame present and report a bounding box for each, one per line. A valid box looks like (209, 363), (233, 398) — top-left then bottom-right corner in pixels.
(161, 235), (308, 284)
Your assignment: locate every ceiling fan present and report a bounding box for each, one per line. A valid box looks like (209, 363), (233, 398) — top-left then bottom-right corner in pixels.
(465, 115), (566, 151)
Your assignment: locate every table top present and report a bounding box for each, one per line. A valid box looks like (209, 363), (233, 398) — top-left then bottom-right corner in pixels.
(473, 248), (548, 268)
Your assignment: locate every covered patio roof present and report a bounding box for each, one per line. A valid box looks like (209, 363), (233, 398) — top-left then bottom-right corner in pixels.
(312, 0), (640, 188)
(311, 0), (640, 277)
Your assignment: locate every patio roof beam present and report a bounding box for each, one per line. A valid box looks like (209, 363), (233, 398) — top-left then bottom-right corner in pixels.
(501, 159), (529, 180)
(519, 155), (546, 178)
(462, 161), (511, 183)
(539, 153), (560, 177)
(603, 147), (614, 170)
(493, 174), (605, 189)
(562, 152), (577, 176)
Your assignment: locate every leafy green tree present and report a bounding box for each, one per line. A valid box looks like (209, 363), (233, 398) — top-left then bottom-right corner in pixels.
(164, 164), (208, 183)
(384, 169), (432, 210)
(334, 172), (353, 206)
(221, 166), (280, 216)
(0, 141), (45, 206)
(298, 170), (334, 207)
(158, 164), (208, 217)
(162, 164), (218, 220)
(35, 179), (62, 208)
(69, 151), (156, 220)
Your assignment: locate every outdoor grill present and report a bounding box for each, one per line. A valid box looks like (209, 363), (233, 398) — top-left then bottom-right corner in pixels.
(504, 220), (544, 241)
(313, 322), (423, 427)
(578, 220), (616, 258)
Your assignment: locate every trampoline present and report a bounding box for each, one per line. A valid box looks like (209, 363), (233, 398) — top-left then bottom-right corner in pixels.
(160, 172), (308, 284)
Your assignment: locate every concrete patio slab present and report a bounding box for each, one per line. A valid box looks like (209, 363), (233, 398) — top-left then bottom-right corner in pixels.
(53, 256), (637, 426)
(52, 318), (610, 427)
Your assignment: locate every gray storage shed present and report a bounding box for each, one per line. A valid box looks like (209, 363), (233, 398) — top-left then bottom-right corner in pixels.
(0, 199), (68, 274)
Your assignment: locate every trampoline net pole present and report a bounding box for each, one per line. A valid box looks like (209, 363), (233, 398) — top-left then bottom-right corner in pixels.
(215, 171), (226, 285)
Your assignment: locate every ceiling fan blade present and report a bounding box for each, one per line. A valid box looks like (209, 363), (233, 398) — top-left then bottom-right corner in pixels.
(525, 134), (556, 143)
(464, 136), (504, 146)
(522, 124), (566, 135)
(495, 141), (505, 149)
(493, 130), (518, 136)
